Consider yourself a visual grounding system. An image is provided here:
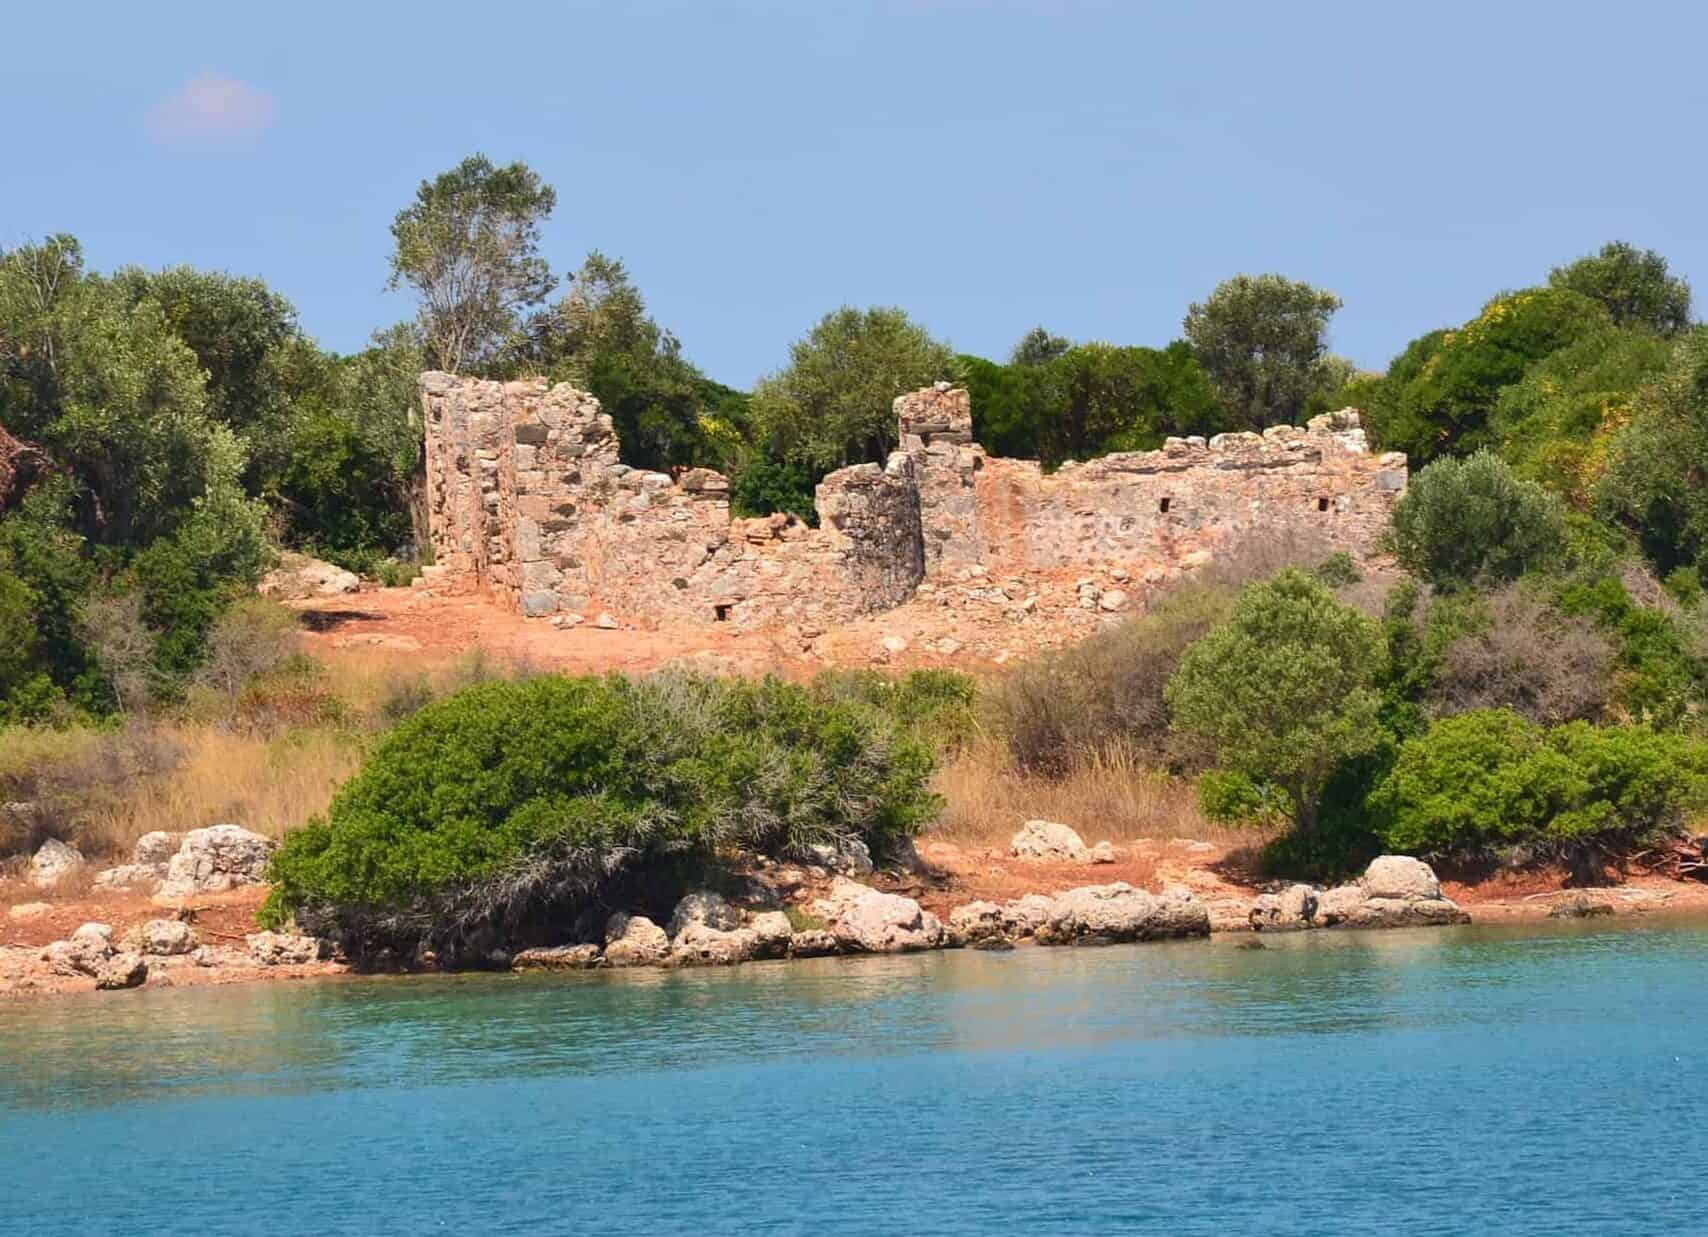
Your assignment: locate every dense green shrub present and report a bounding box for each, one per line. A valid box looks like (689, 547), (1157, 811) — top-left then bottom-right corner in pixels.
(1390, 451), (1568, 590)
(1167, 569), (1385, 834)
(1365, 288), (1609, 463)
(1597, 328), (1708, 578)
(1491, 326), (1670, 505)
(262, 672), (941, 959)
(1553, 572), (1707, 725)
(813, 668), (978, 750)
(1369, 709), (1708, 861)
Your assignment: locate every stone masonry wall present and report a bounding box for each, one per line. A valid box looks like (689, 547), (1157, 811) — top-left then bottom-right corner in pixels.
(420, 374), (1406, 628)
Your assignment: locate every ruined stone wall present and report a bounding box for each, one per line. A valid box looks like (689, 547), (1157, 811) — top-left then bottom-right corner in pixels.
(970, 414), (1406, 578)
(420, 374), (927, 626)
(421, 374), (1406, 629)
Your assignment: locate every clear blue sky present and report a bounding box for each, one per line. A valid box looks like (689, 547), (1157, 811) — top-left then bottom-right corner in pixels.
(7, 1), (1704, 387)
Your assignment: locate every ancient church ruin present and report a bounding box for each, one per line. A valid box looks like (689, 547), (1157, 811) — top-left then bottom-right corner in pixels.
(419, 372), (1407, 627)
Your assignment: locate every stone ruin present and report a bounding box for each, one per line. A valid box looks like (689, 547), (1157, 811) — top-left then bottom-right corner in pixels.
(419, 373), (1407, 628)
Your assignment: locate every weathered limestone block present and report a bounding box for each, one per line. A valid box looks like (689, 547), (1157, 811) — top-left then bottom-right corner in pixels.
(29, 838), (83, 889)
(158, 825), (276, 898)
(813, 877), (945, 954)
(603, 913), (670, 967)
(1010, 820), (1090, 863)
(513, 944), (603, 970)
(1034, 884), (1210, 945)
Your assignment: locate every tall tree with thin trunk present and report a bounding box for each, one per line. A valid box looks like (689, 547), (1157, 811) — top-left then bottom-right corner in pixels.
(388, 155), (558, 374)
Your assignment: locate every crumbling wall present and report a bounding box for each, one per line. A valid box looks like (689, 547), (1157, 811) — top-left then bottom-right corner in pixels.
(420, 374), (1406, 629)
(972, 415), (1406, 577)
(420, 374), (926, 626)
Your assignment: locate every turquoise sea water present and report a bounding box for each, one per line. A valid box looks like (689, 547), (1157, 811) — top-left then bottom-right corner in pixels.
(3, 921), (1706, 1235)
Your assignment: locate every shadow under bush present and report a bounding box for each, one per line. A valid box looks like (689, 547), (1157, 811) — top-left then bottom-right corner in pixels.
(261, 671), (941, 965)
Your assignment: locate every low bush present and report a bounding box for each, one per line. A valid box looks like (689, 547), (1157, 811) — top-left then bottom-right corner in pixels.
(994, 582), (1231, 774)
(813, 668), (978, 750)
(1368, 709), (1708, 865)
(261, 672), (941, 960)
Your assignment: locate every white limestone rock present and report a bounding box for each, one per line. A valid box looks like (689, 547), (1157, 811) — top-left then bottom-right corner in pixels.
(1009, 820), (1090, 863)
(29, 838), (84, 889)
(1034, 883), (1209, 945)
(245, 931), (326, 966)
(602, 913), (670, 967)
(813, 877), (945, 954)
(1363, 855), (1442, 901)
(157, 825), (276, 898)
(94, 952), (148, 990)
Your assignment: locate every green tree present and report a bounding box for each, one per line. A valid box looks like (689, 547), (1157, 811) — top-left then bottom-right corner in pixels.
(1183, 274), (1342, 429)
(1010, 325), (1070, 367)
(1041, 341), (1222, 465)
(1390, 451), (1568, 591)
(1597, 327), (1708, 578)
(1549, 241), (1693, 337)
(388, 154), (558, 374)
(1165, 569), (1385, 835)
(1365, 288), (1609, 463)
(750, 306), (953, 472)
(514, 252), (727, 472)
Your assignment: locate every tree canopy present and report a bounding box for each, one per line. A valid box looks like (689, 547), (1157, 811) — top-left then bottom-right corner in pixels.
(388, 154), (557, 374)
(1549, 241), (1693, 338)
(1165, 569), (1385, 834)
(1182, 274), (1342, 429)
(749, 306), (954, 473)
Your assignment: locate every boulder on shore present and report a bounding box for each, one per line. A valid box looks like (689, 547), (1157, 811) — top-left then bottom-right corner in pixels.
(94, 952), (148, 990)
(813, 877), (944, 954)
(1009, 820), (1090, 863)
(603, 913), (670, 967)
(671, 921), (761, 966)
(1311, 857), (1468, 929)
(246, 931), (327, 966)
(128, 919), (196, 956)
(1249, 884), (1317, 932)
(157, 825), (276, 898)
(667, 891), (743, 936)
(1034, 883), (1210, 945)
(512, 944), (602, 970)
(947, 900), (1006, 947)
(1363, 855), (1441, 901)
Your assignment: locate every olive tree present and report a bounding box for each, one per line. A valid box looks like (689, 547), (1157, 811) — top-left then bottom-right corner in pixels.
(1183, 274), (1342, 429)
(1390, 451), (1569, 590)
(388, 154), (557, 373)
(1165, 570), (1385, 835)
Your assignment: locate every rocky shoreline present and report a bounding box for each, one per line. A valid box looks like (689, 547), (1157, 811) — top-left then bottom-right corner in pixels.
(5, 819), (1473, 996)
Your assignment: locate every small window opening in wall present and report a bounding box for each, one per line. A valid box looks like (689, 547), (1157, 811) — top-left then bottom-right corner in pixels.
(1317, 496), (1331, 512)
(1159, 497), (1172, 513)
(714, 604), (732, 622)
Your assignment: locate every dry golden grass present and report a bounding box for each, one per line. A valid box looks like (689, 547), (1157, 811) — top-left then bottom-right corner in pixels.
(94, 726), (364, 854)
(930, 740), (1265, 850)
